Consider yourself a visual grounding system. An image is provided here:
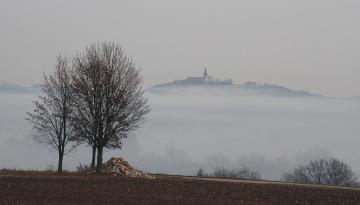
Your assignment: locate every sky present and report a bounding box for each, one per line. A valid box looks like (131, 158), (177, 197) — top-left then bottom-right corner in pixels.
(1, 0), (360, 97)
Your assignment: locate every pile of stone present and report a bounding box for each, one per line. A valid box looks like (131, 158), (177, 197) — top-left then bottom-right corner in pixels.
(102, 157), (154, 179)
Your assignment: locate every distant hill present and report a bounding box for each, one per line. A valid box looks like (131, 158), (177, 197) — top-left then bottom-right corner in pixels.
(2, 81), (358, 99)
(149, 81), (324, 98)
(0, 83), (41, 94)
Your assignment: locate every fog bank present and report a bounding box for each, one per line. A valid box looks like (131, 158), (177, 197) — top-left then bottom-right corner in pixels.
(0, 87), (359, 179)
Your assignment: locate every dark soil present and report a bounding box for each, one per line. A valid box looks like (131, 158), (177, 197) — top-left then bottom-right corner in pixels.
(0, 171), (359, 205)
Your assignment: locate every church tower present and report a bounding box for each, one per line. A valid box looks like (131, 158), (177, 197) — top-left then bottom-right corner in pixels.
(203, 68), (209, 83)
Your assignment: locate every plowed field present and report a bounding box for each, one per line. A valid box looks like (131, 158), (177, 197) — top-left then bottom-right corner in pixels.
(0, 171), (359, 205)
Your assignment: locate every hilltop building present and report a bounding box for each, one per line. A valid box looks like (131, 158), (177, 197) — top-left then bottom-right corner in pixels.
(174, 68), (232, 85)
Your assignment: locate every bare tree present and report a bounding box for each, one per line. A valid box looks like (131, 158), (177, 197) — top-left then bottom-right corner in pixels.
(71, 42), (150, 173)
(27, 56), (75, 172)
(282, 158), (358, 187)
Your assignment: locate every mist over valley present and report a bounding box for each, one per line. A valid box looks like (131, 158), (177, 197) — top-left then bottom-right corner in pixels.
(1, 78), (359, 180)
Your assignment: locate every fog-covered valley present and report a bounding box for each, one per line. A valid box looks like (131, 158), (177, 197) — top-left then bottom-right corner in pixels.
(0, 84), (359, 180)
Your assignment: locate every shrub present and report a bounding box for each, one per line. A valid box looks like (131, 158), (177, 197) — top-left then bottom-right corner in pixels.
(196, 168), (204, 177)
(76, 163), (92, 173)
(196, 166), (261, 180)
(282, 158), (358, 187)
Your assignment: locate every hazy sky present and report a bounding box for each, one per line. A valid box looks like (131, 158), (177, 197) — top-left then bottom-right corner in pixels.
(1, 0), (360, 97)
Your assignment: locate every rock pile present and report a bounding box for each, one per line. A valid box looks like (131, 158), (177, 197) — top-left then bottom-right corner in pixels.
(102, 157), (154, 179)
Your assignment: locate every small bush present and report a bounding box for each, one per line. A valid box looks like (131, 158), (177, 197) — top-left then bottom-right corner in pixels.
(282, 158), (359, 187)
(45, 164), (55, 172)
(196, 168), (204, 177)
(196, 166), (261, 180)
(76, 163), (92, 173)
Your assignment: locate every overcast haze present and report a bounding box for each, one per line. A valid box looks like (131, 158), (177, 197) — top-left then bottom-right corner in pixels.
(0, 0), (360, 180)
(1, 0), (360, 97)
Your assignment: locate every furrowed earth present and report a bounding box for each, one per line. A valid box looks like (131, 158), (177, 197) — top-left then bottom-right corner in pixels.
(0, 171), (360, 205)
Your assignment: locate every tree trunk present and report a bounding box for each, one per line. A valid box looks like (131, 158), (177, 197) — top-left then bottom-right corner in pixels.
(96, 145), (103, 173)
(91, 145), (96, 170)
(58, 150), (64, 172)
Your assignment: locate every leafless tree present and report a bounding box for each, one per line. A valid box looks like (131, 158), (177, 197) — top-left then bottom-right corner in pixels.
(282, 158), (358, 187)
(71, 42), (150, 173)
(27, 56), (76, 172)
